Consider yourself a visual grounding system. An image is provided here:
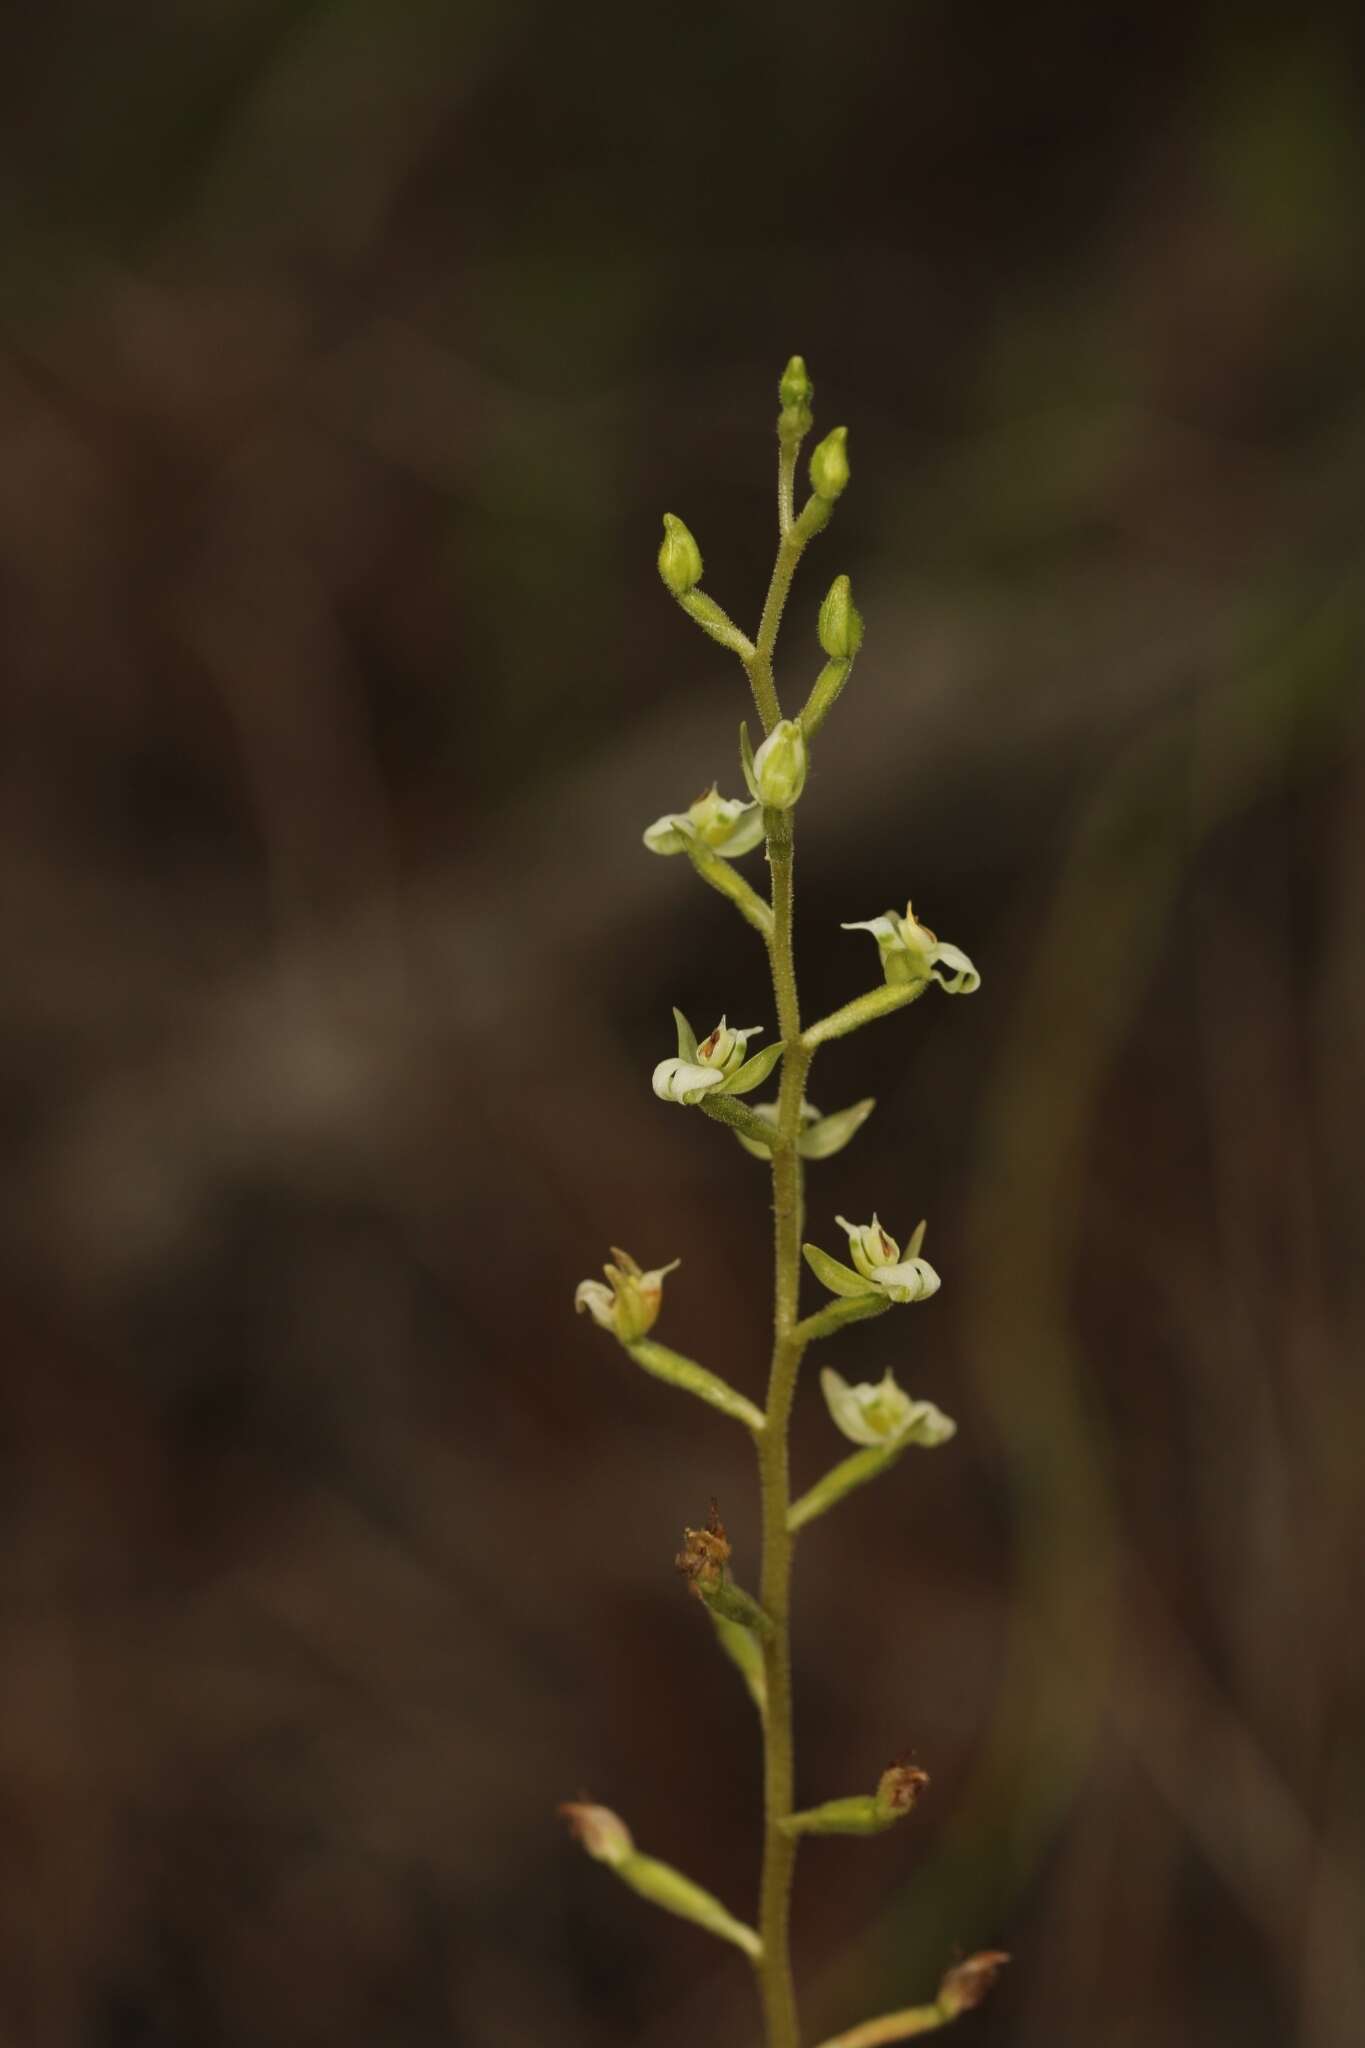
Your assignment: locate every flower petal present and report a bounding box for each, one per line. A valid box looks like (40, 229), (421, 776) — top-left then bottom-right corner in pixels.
(903, 1399), (956, 1447)
(643, 814), (689, 856)
(928, 941), (980, 994)
(869, 1256), (941, 1303)
(798, 1098), (875, 1159)
(719, 1039), (785, 1096)
(803, 1243), (880, 1299)
(653, 1058), (724, 1104)
(672, 1007), (699, 1063)
(839, 914), (899, 942)
(716, 805), (765, 857)
(574, 1280), (616, 1330)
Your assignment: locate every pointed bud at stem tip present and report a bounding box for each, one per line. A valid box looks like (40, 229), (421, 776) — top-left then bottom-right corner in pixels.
(818, 575), (864, 659)
(657, 512), (703, 595)
(779, 354), (814, 414)
(809, 425), (850, 502)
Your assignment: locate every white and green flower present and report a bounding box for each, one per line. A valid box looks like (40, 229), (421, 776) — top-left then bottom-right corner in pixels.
(574, 1247), (680, 1342)
(803, 1215), (940, 1305)
(820, 1366), (955, 1449)
(841, 901), (979, 994)
(653, 1008), (785, 1106)
(643, 785), (764, 859)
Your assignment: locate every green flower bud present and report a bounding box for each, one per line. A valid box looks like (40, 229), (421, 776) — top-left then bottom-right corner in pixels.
(817, 574), (864, 659)
(779, 353), (813, 413)
(657, 513), (703, 596)
(809, 425), (850, 502)
(744, 718), (808, 811)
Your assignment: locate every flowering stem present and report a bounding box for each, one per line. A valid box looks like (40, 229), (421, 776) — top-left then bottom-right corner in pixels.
(753, 772), (816, 2045)
(802, 978), (927, 1050)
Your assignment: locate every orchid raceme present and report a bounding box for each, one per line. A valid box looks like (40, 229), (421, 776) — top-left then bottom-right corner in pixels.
(841, 901), (981, 994)
(574, 1247), (680, 1341)
(821, 1367), (956, 1450)
(644, 784), (765, 858)
(565, 358), (1004, 2048)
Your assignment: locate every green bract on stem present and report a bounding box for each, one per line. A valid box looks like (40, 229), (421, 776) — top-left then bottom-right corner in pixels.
(565, 359), (999, 2048)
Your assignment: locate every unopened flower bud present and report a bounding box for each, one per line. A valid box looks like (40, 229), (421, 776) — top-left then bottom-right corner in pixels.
(575, 1247), (680, 1341)
(779, 354), (814, 414)
(809, 425), (850, 502)
(817, 574), (864, 659)
(778, 354), (815, 444)
(744, 719), (808, 811)
(658, 513), (703, 596)
(559, 1802), (634, 1867)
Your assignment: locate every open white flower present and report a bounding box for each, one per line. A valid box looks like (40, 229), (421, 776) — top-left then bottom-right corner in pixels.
(574, 1247), (680, 1342)
(653, 1009), (784, 1106)
(836, 1214), (940, 1303)
(820, 1366), (956, 1449)
(803, 1215), (941, 1305)
(643, 785), (764, 859)
(841, 901), (979, 993)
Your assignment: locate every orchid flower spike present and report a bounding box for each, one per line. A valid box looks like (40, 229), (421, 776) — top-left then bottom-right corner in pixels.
(653, 1009), (785, 1106)
(575, 1247), (680, 1342)
(643, 785), (764, 859)
(841, 901), (980, 993)
(820, 1366), (956, 1449)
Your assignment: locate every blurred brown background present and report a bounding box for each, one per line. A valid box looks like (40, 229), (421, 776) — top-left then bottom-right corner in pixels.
(2, 3), (1363, 2045)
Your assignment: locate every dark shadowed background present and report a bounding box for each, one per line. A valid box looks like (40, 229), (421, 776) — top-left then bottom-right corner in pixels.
(2, 4), (1363, 2045)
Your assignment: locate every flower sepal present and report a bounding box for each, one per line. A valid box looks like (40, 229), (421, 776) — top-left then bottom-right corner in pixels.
(736, 1097), (874, 1161)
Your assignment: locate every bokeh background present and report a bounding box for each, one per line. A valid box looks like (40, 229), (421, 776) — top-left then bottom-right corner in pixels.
(2, 3), (1363, 2045)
